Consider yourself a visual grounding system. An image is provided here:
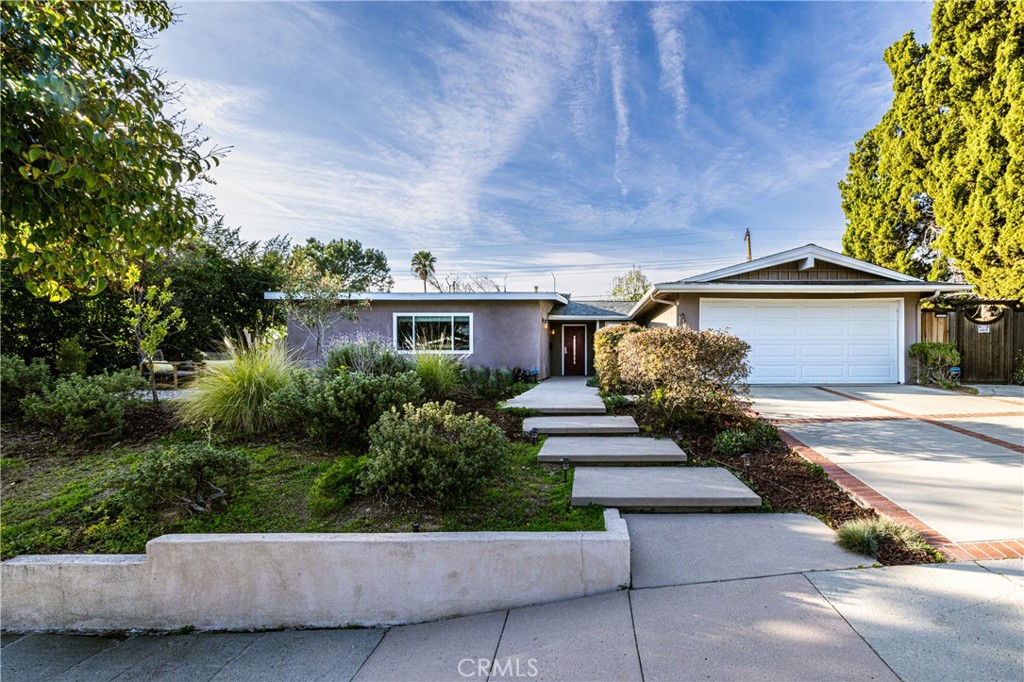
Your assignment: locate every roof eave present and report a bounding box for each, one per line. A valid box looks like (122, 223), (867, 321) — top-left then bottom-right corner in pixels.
(264, 291), (569, 304)
(652, 283), (974, 294)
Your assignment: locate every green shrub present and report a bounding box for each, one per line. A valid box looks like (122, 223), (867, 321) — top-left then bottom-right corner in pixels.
(593, 323), (643, 393)
(362, 401), (509, 505)
(0, 354), (51, 420)
(618, 327), (750, 426)
(268, 369), (424, 446)
(309, 456), (369, 514)
(464, 365), (519, 399)
(325, 335), (414, 376)
(908, 341), (961, 388)
(712, 428), (751, 456)
(177, 338), (294, 435)
(54, 337), (92, 375)
(414, 352), (463, 401)
(747, 419), (781, 450)
(1010, 353), (1023, 386)
(836, 516), (934, 560)
(117, 441), (251, 516)
(22, 370), (145, 439)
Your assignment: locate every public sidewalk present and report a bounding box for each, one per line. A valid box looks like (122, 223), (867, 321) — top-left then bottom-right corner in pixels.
(4, 559), (1020, 681)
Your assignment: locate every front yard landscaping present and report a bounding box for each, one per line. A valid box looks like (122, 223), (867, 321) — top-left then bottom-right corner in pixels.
(0, 342), (603, 560)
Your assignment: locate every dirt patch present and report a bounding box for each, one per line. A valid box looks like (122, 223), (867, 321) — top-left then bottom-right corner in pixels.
(449, 391), (531, 442)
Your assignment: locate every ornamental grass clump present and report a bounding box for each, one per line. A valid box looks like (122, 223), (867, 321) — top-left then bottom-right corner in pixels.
(414, 352), (463, 401)
(177, 337), (294, 435)
(836, 516), (934, 561)
(362, 401), (509, 505)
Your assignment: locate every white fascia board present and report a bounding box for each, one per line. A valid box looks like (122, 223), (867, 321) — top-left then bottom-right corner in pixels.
(677, 244), (923, 284)
(265, 291), (568, 303)
(653, 282), (974, 294)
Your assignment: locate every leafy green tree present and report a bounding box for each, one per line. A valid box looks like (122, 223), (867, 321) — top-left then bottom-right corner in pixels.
(609, 266), (650, 301)
(839, 3), (1022, 297)
(0, 1), (223, 302)
(282, 253), (365, 359)
(291, 238), (393, 292)
(154, 221), (289, 358)
(123, 265), (185, 403)
(410, 251), (437, 293)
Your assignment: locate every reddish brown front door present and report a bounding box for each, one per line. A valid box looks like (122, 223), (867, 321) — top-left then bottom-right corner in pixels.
(563, 326), (585, 376)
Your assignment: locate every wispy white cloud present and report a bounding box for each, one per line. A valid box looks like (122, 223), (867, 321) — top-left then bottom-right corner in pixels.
(650, 2), (688, 130)
(154, 1), (932, 294)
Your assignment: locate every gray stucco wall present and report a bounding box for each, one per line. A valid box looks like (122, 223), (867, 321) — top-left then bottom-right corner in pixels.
(639, 292), (922, 383)
(287, 300), (555, 377)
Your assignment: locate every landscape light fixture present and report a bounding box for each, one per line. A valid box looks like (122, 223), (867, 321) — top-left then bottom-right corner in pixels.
(741, 453), (751, 472)
(528, 428), (538, 445)
(412, 522), (420, 533)
(560, 457), (570, 482)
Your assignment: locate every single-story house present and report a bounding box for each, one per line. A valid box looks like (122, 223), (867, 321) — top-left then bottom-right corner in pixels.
(269, 244), (971, 384)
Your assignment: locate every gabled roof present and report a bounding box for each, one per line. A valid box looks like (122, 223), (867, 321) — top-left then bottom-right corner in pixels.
(548, 299), (634, 320)
(660, 244), (920, 284)
(629, 243), (973, 318)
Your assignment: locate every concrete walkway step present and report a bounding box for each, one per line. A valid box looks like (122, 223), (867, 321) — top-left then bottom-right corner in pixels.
(523, 415), (640, 435)
(571, 467), (761, 510)
(504, 377), (607, 415)
(538, 436), (687, 464)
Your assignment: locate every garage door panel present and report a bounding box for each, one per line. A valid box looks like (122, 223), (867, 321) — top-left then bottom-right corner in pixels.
(757, 344), (799, 360)
(849, 343), (894, 359)
(800, 364), (847, 381)
(848, 305), (897, 320)
(801, 344), (845, 358)
(700, 298), (901, 385)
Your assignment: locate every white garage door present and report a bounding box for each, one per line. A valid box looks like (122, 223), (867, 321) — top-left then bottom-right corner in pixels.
(699, 298), (902, 384)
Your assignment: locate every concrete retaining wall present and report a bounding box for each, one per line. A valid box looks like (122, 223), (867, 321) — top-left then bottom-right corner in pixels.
(1, 510), (629, 632)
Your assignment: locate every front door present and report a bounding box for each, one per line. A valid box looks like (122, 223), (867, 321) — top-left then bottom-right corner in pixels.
(563, 326), (586, 376)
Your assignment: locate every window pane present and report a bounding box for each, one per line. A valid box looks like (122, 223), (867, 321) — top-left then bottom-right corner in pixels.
(416, 316), (453, 350)
(396, 317), (414, 350)
(453, 316), (471, 350)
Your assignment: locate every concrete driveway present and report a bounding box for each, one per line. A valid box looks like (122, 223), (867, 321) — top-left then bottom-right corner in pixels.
(749, 385), (1024, 550)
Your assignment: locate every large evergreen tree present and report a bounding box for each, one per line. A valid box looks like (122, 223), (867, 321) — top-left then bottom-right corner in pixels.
(839, 1), (1022, 298)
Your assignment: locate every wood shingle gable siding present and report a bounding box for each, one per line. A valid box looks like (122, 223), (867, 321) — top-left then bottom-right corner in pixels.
(721, 262), (885, 282)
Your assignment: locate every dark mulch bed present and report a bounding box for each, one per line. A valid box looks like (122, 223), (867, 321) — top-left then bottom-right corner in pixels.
(614, 402), (941, 566)
(450, 391), (531, 442)
(1, 401), (181, 460)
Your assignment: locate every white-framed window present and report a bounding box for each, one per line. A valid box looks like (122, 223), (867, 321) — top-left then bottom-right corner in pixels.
(393, 313), (473, 353)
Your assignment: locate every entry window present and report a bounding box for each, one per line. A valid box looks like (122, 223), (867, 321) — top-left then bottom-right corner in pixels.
(394, 313), (472, 353)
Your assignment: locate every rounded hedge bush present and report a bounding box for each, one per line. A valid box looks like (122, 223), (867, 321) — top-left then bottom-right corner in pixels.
(362, 401), (508, 505)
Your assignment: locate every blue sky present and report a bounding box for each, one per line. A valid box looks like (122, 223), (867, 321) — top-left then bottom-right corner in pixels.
(155, 1), (931, 295)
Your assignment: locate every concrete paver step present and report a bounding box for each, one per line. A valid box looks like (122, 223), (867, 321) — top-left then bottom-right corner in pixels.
(538, 436), (687, 463)
(523, 415), (639, 435)
(571, 467), (761, 510)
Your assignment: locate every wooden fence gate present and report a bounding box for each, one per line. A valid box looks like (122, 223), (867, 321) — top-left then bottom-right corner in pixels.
(922, 301), (1024, 383)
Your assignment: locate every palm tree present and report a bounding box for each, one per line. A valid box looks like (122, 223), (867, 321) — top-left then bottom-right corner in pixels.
(410, 251), (437, 292)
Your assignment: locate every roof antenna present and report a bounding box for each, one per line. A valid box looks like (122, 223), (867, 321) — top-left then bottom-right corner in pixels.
(551, 272), (556, 293)
(744, 229), (752, 262)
